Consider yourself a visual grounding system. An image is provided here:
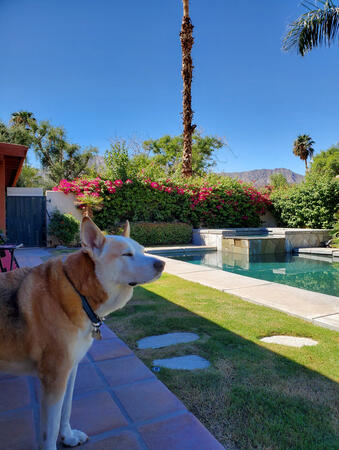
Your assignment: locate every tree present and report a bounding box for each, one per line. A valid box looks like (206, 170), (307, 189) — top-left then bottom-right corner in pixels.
(10, 111), (36, 129)
(293, 134), (315, 171)
(104, 139), (130, 181)
(269, 173), (289, 189)
(309, 144), (339, 177)
(0, 120), (32, 146)
(283, 0), (339, 56)
(29, 120), (97, 183)
(16, 164), (44, 188)
(180, 0), (196, 177)
(142, 132), (225, 176)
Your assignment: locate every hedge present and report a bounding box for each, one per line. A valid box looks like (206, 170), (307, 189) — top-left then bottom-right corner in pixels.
(53, 177), (271, 230)
(107, 222), (193, 246)
(270, 175), (339, 229)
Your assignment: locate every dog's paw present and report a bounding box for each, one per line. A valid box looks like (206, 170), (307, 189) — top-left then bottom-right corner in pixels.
(61, 429), (88, 447)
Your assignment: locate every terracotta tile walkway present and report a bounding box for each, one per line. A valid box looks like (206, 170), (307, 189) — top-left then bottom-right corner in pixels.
(1, 249), (224, 449)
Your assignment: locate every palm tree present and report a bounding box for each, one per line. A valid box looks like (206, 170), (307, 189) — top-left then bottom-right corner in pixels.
(180, 0), (196, 178)
(10, 111), (36, 129)
(293, 134), (315, 170)
(283, 0), (339, 56)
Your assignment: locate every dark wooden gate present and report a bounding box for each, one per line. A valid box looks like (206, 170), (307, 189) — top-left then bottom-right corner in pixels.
(6, 196), (46, 246)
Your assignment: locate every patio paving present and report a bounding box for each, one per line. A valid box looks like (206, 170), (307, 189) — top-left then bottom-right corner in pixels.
(1, 248), (224, 449)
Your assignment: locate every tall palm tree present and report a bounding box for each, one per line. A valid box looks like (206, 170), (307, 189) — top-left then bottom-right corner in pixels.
(283, 0), (339, 56)
(180, 0), (196, 178)
(10, 111), (36, 129)
(293, 134), (315, 171)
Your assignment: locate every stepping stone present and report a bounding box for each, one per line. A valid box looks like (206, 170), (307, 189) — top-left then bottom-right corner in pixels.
(260, 336), (318, 347)
(153, 355), (210, 370)
(137, 332), (199, 349)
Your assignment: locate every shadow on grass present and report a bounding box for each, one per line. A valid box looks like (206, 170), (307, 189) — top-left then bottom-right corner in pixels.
(106, 281), (339, 450)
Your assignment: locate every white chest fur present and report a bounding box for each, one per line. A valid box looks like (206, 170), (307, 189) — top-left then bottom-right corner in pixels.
(73, 327), (93, 364)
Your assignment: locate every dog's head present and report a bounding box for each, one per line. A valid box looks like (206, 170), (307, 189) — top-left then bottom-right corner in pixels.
(80, 217), (165, 291)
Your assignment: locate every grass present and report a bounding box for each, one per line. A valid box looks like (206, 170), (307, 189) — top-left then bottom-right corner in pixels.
(106, 273), (339, 450)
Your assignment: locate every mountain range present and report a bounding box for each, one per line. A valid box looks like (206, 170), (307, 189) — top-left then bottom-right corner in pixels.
(89, 157), (304, 187)
(219, 168), (304, 187)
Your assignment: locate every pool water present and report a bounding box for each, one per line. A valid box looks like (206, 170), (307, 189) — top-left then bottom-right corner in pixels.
(167, 252), (339, 297)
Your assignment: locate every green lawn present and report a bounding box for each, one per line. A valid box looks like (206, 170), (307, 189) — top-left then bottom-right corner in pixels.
(106, 273), (339, 450)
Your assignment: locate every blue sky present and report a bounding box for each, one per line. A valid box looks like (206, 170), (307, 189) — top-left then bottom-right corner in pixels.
(0, 0), (338, 175)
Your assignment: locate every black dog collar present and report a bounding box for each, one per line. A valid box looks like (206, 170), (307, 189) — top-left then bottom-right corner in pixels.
(63, 267), (103, 340)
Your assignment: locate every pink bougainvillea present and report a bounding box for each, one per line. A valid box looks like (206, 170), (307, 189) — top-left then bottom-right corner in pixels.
(53, 176), (271, 228)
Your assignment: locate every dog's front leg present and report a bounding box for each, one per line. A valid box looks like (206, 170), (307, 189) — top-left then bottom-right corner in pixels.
(40, 371), (70, 450)
(59, 364), (88, 447)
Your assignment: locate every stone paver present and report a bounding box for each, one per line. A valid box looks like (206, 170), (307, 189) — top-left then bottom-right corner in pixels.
(225, 282), (339, 320)
(0, 249), (223, 449)
(139, 413), (224, 450)
(70, 391), (129, 435)
(97, 355), (155, 387)
(114, 379), (185, 422)
(168, 263), (270, 289)
(83, 431), (143, 450)
(88, 337), (133, 361)
(313, 313), (339, 331)
(0, 410), (36, 450)
(260, 336), (318, 347)
(153, 355), (211, 370)
(137, 332), (199, 349)
(74, 363), (106, 393)
(0, 377), (31, 411)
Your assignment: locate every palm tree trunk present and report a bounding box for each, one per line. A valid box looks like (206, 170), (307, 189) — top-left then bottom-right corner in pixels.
(305, 159), (308, 171)
(180, 0), (196, 178)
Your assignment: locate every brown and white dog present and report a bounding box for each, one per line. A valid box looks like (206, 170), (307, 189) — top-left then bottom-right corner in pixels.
(0, 217), (165, 450)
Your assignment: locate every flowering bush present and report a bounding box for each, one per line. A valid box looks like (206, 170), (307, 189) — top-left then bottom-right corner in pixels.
(53, 176), (271, 229)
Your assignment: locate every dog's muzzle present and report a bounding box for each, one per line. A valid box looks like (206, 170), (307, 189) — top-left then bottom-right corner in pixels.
(128, 259), (165, 286)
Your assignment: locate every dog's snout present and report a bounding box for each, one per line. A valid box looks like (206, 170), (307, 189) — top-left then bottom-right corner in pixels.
(153, 259), (165, 271)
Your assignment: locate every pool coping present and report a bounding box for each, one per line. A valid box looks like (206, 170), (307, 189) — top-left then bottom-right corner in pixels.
(148, 252), (339, 333)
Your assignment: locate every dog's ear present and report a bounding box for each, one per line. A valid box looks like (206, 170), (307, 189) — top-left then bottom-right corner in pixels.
(81, 217), (106, 252)
(122, 220), (130, 238)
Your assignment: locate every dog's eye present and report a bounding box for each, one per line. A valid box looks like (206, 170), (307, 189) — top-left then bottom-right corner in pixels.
(123, 252), (133, 257)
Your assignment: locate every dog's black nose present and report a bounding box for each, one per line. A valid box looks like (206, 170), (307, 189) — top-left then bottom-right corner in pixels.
(153, 260), (165, 271)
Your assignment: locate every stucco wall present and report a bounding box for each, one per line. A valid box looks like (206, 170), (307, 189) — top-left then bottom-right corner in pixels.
(46, 191), (82, 247)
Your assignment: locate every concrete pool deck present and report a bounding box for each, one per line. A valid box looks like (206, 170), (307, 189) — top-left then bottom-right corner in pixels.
(150, 253), (339, 332)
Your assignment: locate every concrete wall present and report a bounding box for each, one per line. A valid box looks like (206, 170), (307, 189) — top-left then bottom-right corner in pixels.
(284, 230), (330, 252)
(7, 187), (43, 196)
(46, 191), (82, 247)
(192, 230), (224, 250)
(46, 191), (82, 223)
(193, 228), (330, 252)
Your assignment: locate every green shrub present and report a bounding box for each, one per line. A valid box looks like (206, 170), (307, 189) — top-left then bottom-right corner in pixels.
(48, 211), (80, 246)
(271, 175), (339, 229)
(106, 222), (192, 246)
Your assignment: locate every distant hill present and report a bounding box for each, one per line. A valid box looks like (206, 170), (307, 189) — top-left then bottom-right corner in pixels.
(220, 168), (304, 187)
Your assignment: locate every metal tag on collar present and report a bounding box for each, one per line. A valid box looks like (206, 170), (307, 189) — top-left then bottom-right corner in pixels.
(92, 324), (102, 340)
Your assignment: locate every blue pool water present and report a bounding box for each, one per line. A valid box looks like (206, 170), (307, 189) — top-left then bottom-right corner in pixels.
(167, 252), (339, 297)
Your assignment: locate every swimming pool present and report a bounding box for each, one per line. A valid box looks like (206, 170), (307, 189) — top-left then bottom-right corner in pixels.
(166, 251), (339, 297)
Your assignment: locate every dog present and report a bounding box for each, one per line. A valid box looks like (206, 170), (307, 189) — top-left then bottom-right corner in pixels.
(0, 217), (165, 450)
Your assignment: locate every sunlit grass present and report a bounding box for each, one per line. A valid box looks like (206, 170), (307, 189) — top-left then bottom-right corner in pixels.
(106, 273), (339, 449)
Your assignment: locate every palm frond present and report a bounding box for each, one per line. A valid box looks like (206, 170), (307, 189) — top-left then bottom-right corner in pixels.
(283, 0), (339, 56)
